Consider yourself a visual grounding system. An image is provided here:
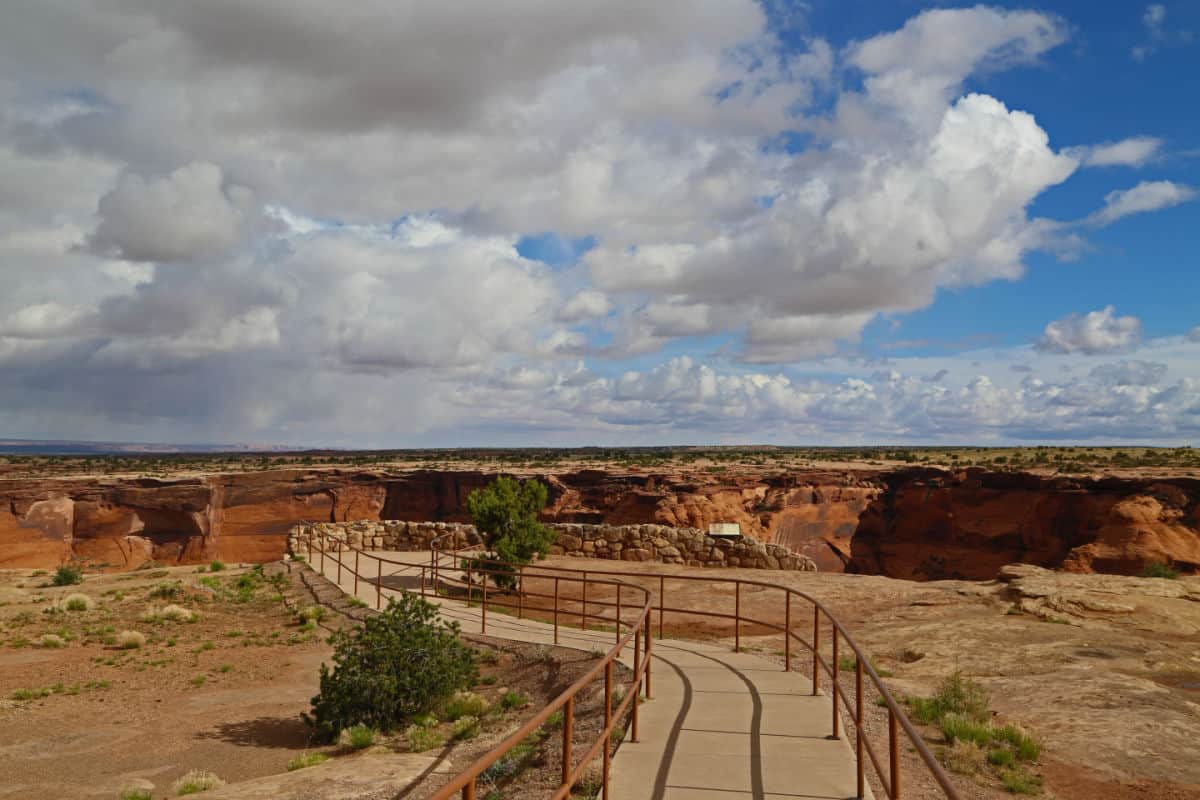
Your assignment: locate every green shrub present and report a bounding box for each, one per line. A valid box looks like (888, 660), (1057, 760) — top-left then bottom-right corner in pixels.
(307, 593), (478, 740)
(406, 724), (445, 752)
(451, 715), (481, 741)
(150, 581), (184, 599)
(286, 752), (330, 771)
(208, 560), (226, 573)
(907, 670), (990, 724)
(119, 789), (153, 800)
(994, 724), (1041, 761)
(341, 724), (376, 750)
(173, 770), (223, 795)
(940, 713), (993, 748)
(63, 593), (94, 612)
(298, 606), (326, 624)
(999, 766), (1043, 795)
(52, 565), (83, 586)
(1141, 561), (1178, 579)
(444, 690), (487, 720)
(989, 748), (1017, 767)
(497, 690), (528, 712)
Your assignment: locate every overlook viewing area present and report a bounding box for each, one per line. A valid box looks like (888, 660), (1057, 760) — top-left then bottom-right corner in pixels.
(305, 534), (961, 800)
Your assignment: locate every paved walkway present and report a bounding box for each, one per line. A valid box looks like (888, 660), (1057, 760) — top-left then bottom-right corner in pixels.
(316, 553), (868, 800)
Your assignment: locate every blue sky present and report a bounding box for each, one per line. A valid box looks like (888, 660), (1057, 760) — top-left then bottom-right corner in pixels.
(0, 1), (1197, 446)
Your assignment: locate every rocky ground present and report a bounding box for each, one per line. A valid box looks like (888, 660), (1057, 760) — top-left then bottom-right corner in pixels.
(534, 556), (1200, 799)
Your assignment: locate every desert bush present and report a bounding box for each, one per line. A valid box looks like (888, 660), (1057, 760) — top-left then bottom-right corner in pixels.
(39, 633), (66, 648)
(940, 713), (993, 747)
(307, 593), (478, 740)
(119, 789), (153, 800)
(298, 605), (326, 624)
(1142, 561), (1178, 579)
(943, 740), (985, 776)
(339, 724), (376, 750)
(173, 769), (223, 795)
(150, 581), (184, 599)
(988, 747), (1016, 767)
(993, 723), (1041, 761)
(52, 565), (83, 586)
(406, 724), (445, 752)
(159, 604), (195, 622)
(117, 630), (146, 649)
(497, 690), (528, 712)
(286, 752), (330, 771)
(208, 560), (226, 572)
(999, 766), (1043, 795)
(444, 690), (488, 721)
(907, 670), (990, 724)
(62, 593), (94, 612)
(451, 715), (481, 741)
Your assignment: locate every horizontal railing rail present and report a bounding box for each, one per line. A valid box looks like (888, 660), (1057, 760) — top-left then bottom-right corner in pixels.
(304, 532), (960, 800)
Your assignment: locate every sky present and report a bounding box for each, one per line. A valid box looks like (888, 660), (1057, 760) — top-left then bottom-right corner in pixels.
(1, 1), (1198, 448)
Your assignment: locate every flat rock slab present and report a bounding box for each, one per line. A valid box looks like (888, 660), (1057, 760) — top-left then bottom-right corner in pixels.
(205, 751), (449, 800)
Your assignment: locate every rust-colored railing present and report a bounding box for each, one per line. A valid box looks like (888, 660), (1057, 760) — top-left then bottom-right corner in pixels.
(305, 533), (961, 800)
(307, 536), (653, 800)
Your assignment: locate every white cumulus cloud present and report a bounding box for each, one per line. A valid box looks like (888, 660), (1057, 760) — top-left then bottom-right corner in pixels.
(1037, 306), (1143, 355)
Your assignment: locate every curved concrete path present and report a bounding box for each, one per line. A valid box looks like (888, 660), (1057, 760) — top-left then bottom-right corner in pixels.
(316, 554), (868, 800)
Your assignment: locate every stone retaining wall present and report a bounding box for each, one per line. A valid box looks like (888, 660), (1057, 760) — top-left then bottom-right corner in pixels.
(288, 520), (816, 571)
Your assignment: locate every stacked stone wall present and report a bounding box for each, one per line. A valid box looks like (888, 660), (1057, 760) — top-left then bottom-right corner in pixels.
(288, 520), (816, 571)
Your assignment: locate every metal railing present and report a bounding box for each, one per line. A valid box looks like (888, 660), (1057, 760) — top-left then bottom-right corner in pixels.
(305, 533), (961, 800)
(307, 535), (653, 800)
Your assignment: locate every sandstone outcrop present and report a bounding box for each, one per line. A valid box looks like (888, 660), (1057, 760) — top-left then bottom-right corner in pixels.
(287, 520), (817, 571)
(2, 466), (1197, 579)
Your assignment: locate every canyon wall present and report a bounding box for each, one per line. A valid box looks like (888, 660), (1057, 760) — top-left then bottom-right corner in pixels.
(1, 467), (1197, 579)
(288, 520), (817, 570)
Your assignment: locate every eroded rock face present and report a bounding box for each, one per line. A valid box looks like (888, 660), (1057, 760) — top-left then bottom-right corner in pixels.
(1, 467), (1197, 578)
(847, 470), (1200, 580)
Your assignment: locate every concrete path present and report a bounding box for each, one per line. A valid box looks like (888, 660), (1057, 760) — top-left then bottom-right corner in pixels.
(315, 553), (867, 800)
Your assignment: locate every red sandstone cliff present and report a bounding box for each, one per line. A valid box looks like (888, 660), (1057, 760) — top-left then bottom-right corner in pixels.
(1, 467), (1196, 579)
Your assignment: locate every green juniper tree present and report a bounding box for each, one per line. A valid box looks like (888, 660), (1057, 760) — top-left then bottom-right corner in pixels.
(464, 476), (554, 588)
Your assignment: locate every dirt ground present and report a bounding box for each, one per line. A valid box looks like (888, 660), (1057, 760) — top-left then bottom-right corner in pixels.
(518, 557), (1200, 800)
(0, 562), (625, 800)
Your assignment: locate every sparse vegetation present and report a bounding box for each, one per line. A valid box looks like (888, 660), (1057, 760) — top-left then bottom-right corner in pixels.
(1142, 561), (1179, 579)
(406, 724), (445, 752)
(39, 633), (66, 648)
(173, 769), (224, 795)
(340, 724), (377, 750)
(444, 690), (488, 721)
(62, 592), (94, 612)
(497, 690), (528, 712)
(52, 565), (84, 586)
(451, 715), (481, 741)
(117, 630), (147, 649)
(119, 789), (153, 800)
(208, 560), (226, 573)
(286, 751), (330, 771)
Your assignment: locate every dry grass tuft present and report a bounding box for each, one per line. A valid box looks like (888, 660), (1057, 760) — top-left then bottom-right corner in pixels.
(117, 630), (147, 649)
(61, 593), (95, 612)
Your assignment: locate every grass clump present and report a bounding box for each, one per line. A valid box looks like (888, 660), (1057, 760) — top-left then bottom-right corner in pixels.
(1000, 767), (1043, 795)
(406, 724), (445, 752)
(907, 670), (990, 724)
(40, 633), (67, 648)
(941, 713), (994, 748)
(207, 560), (226, 573)
(451, 715), (481, 741)
(944, 740), (985, 776)
(340, 724), (376, 750)
(286, 752), (330, 771)
(117, 630), (147, 649)
(173, 770), (224, 795)
(52, 565), (84, 586)
(444, 690), (488, 721)
(1142, 561), (1178, 579)
(119, 790), (153, 800)
(159, 604), (195, 622)
(298, 605), (326, 624)
(994, 724), (1041, 761)
(62, 592), (94, 612)
(497, 690), (528, 712)
(307, 593), (477, 741)
(150, 581), (184, 599)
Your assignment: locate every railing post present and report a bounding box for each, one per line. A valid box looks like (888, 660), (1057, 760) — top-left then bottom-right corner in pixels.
(376, 557), (382, 609)
(831, 629), (840, 739)
(856, 657), (865, 800)
(562, 696), (574, 786)
(734, 581), (741, 653)
(658, 575), (665, 640)
(889, 708), (901, 799)
(603, 660), (613, 800)
(645, 612), (653, 699)
(466, 561), (473, 608)
(337, 546), (342, 585)
(616, 585), (622, 649)
(784, 592), (792, 672)
(463, 777), (475, 800)
(813, 606), (820, 696)
(354, 549), (360, 597)
(481, 577), (487, 634)
(320, 540), (325, 575)
(518, 572), (524, 620)
(632, 616), (641, 743)
(581, 572), (588, 632)
(553, 578), (560, 645)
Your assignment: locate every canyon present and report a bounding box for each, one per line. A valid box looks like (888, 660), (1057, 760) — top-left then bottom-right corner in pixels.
(1, 467), (1197, 579)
